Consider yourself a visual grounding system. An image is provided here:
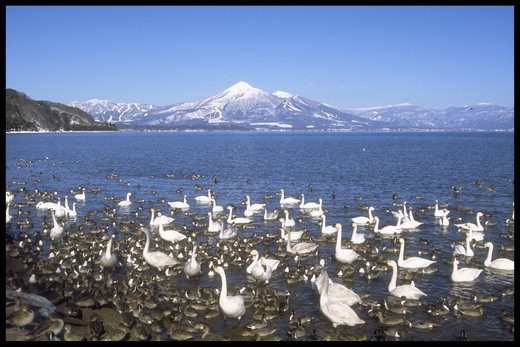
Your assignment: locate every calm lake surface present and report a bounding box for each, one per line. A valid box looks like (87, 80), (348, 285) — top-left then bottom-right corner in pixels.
(5, 131), (515, 341)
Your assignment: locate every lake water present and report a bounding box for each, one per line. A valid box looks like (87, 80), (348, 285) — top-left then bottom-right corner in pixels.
(5, 131), (515, 341)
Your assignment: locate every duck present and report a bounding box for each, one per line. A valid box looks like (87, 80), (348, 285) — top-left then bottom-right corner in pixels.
(158, 223), (187, 243)
(99, 235), (117, 272)
(450, 258), (482, 282)
(334, 223), (360, 264)
(168, 195), (190, 210)
(117, 192), (132, 207)
(194, 189), (213, 204)
(184, 245), (201, 278)
(397, 238), (436, 269)
(27, 312), (65, 339)
(141, 227), (180, 271)
(455, 211), (484, 232)
(315, 268), (361, 306)
(226, 206), (251, 225)
(279, 189), (300, 206)
(320, 214), (338, 235)
(212, 266), (246, 320)
(351, 206), (375, 225)
(300, 194), (322, 210)
(350, 223), (366, 244)
(319, 269), (365, 327)
(373, 213), (403, 235)
(483, 242), (514, 270)
(451, 232), (474, 257)
(386, 260), (427, 300)
(150, 208), (174, 227)
(286, 226), (318, 255)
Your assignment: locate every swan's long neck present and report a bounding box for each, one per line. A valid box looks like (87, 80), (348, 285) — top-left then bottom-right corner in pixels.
(218, 270), (228, 299)
(373, 218), (379, 232)
(409, 208), (415, 221)
(321, 215), (327, 232)
(227, 207), (233, 223)
(65, 196), (70, 210)
(51, 211), (58, 226)
(476, 214), (482, 228)
(434, 202), (439, 213)
(280, 189), (285, 202)
(398, 241), (405, 263)
(395, 214), (403, 227)
(402, 202), (407, 216)
(335, 224), (343, 251)
(452, 260), (458, 277)
(191, 246), (197, 261)
(247, 253), (259, 273)
(286, 229), (292, 251)
(484, 244), (493, 266)
(351, 225), (357, 240)
(150, 210), (155, 224)
(300, 195), (305, 207)
(388, 263), (397, 292)
(106, 237), (113, 255)
(143, 231), (150, 256)
(368, 208), (373, 221)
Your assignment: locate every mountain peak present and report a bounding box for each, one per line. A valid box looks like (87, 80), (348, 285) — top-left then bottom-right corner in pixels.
(224, 81), (259, 95)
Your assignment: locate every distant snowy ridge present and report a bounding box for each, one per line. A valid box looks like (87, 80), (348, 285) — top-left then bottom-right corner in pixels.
(70, 82), (513, 131)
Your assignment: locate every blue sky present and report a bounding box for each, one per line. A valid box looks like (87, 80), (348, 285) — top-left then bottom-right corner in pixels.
(6, 6), (514, 109)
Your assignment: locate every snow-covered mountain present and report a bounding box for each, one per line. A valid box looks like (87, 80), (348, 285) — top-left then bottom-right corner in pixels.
(70, 82), (513, 131)
(345, 102), (514, 130)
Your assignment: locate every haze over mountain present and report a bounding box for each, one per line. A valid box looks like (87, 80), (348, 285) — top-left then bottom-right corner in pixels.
(67, 81), (512, 131)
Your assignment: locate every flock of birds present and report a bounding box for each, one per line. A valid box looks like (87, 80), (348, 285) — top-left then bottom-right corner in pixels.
(5, 176), (515, 341)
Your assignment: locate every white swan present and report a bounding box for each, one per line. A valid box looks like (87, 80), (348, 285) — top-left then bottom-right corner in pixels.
(247, 250), (280, 274)
(286, 225), (318, 254)
(483, 242), (514, 270)
(213, 266), (246, 320)
(245, 195), (264, 211)
(6, 191), (14, 204)
(319, 269), (365, 327)
(158, 223), (187, 243)
(279, 189), (300, 206)
(247, 251), (278, 283)
(6, 204), (11, 224)
(451, 258), (482, 282)
(168, 195), (190, 210)
(150, 208), (174, 227)
(351, 206), (375, 225)
(141, 227), (179, 271)
(279, 227), (304, 242)
(36, 201), (61, 210)
(455, 212), (484, 232)
(386, 260), (427, 300)
(397, 238), (436, 269)
(211, 198), (224, 214)
(300, 194), (321, 210)
(263, 205), (279, 221)
(467, 227), (484, 242)
(219, 220), (238, 240)
(184, 245), (201, 278)
(49, 209), (64, 244)
(334, 223), (360, 264)
(320, 214), (338, 235)
(194, 189), (213, 204)
(315, 269), (362, 306)
(350, 223), (366, 244)
(373, 212), (403, 235)
(451, 232), (474, 257)
(309, 202), (325, 218)
(226, 206), (251, 225)
(117, 192), (132, 207)
(433, 200), (448, 218)
(67, 202), (78, 219)
(400, 206), (423, 229)
(99, 235), (117, 271)
(207, 212), (222, 233)
(438, 208), (450, 227)
(53, 198), (66, 218)
(74, 188), (86, 201)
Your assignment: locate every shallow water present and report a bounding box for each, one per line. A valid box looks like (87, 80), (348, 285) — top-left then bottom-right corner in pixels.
(5, 131), (515, 341)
